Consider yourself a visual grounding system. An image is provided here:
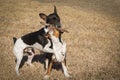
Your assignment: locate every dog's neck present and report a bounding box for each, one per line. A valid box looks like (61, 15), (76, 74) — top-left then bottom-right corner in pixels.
(49, 27), (63, 44)
(51, 35), (60, 43)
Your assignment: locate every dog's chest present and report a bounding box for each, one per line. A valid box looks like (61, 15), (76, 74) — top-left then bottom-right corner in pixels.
(51, 36), (62, 47)
(52, 39), (66, 62)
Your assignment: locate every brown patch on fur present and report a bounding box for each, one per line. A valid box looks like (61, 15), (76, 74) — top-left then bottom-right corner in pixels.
(44, 33), (51, 38)
(46, 60), (54, 75)
(53, 27), (60, 38)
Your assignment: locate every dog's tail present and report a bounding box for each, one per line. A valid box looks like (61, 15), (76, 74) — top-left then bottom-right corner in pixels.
(13, 37), (17, 44)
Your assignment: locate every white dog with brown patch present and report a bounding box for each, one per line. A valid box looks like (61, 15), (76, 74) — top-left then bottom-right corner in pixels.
(44, 26), (71, 79)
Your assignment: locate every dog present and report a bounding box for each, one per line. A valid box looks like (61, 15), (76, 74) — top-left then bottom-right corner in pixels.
(39, 6), (61, 28)
(43, 26), (71, 79)
(13, 6), (61, 75)
(13, 26), (56, 75)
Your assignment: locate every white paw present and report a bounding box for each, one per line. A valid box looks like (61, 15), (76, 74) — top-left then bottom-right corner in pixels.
(65, 74), (72, 78)
(15, 68), (20, 76)
(16, 71), (20, 76)
(45, 70), (48, 74)
(30, 63), (34, 66)
(44, 75), (50, 80)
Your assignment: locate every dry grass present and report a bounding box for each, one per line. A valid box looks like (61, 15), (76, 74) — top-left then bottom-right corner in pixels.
(0, 0), (120, 80)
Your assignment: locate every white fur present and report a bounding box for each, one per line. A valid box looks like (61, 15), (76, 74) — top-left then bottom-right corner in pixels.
(44, 27), (49, 33)
(42, 39), (54, 53)
(26, 49), (34, 66)
(49, 31), (66, 62)
(62, 62), (71, 78)
(44, 75), (50, 79)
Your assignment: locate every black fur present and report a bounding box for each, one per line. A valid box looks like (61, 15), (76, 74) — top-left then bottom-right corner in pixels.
(46, 13), (61, 28)
(21, 27), (48, 48)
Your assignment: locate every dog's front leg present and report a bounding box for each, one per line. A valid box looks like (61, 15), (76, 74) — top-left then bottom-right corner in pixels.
(43, 46), (54, 53)
(42, 40), (54, 53)
(44, 59), (53, 79)
(62, 59), (71, 78)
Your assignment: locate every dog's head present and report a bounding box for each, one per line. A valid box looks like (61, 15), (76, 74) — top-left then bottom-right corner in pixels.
(39, 6), (61, 28)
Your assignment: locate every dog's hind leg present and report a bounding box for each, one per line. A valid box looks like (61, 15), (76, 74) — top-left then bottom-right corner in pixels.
(45, 59), (48, 69)
(15, 53), (23, 75)
(27, 55), (34, 67)
(44, 59), (53, 79)
(25, 47), (35, 67)
(45, 58), (49, 73)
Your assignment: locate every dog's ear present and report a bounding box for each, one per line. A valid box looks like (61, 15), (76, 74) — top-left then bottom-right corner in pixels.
(54, 5), (57, 14)
(39, 13), (47, 21)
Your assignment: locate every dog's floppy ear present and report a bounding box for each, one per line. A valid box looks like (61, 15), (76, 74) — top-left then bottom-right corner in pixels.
(54, 5), (57, 14)
(39, 13), (47, 21)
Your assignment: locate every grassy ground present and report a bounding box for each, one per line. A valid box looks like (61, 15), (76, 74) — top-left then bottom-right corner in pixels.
(0, 0), (120, 80)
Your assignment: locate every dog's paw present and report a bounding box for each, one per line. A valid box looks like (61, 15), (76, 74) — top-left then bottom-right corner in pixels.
(26, 62), (34, 67)
(43, 75), (50, 80)
(15, 69), (20, 76)
(68, 75), (73, 79)
(65, 74), (72, 79)
(16, 71), (20, 76)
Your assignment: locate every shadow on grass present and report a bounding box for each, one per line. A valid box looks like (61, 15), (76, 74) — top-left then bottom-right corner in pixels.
(19, 53), (62, 71)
